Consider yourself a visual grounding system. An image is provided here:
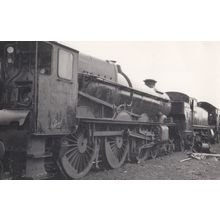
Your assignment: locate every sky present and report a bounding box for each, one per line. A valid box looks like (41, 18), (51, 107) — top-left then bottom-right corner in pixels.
(62, 42), (220, 108)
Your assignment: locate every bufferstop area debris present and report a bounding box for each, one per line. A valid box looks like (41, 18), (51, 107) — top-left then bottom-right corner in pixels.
(188, 152), (220, 161)
(83, 144), (220, 180)
(180, 158), (192, 162)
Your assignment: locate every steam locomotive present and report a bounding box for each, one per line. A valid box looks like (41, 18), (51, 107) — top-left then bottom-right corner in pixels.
(167, 92), (219, 152)
(0, 41), (219, 179)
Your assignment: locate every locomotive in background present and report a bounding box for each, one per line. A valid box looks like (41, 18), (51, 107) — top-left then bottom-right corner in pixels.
(0, 41), (219, 179)
(167, 92), (220, 152)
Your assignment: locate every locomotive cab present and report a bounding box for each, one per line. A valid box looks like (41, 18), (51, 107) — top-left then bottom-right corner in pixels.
(0, 42), (79, 179)
(0, 42), (54, 126)
(0, 42), (79, 132)
(0, 42), (35, 110)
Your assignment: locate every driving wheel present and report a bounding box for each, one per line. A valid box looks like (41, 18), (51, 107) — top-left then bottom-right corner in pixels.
(59, 129), (98, 179)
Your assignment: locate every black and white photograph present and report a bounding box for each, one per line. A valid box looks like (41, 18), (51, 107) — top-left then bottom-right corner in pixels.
(1, 41), (220, 180)
(1, 1), (220, 220)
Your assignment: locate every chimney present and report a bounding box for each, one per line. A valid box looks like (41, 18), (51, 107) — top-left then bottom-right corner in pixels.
(144, 79), (157, 89)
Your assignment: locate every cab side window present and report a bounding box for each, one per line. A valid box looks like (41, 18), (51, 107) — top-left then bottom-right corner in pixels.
(58, 49), (73, 80)
(38, 42), (52, 75)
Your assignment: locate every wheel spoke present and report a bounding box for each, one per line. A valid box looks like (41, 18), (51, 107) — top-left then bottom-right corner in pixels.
(77, 156), (82, 173)
(71, 153), (80, 168)
(81, 154), (87, 167)
(71, 133), (78, 139)
(65, 137), (77, 144)
(68, 150), (79, 164)
(66, 147), (78, 157)
(82, 154), (88, 169)
(119, 145), (125, 160)
(86, 145), (94, 152)
(79, 155), (86, 173)
(115, 146), (121, 159)
(85, 149), (92, 159)
(75, 155), (82, 173)
(110, 143), (117, 154)
(64, 143), (77, 148)
(109, 140), (116, 145)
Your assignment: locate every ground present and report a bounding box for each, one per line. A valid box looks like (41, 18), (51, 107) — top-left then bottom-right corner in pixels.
(83, 144), (220, 180)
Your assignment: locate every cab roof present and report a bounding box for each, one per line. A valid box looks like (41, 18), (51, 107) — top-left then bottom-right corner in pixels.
(166, 91), (191, 103)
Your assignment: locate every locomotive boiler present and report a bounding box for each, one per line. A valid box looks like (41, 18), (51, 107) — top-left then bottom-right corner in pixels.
(78, 53), (171, 121)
